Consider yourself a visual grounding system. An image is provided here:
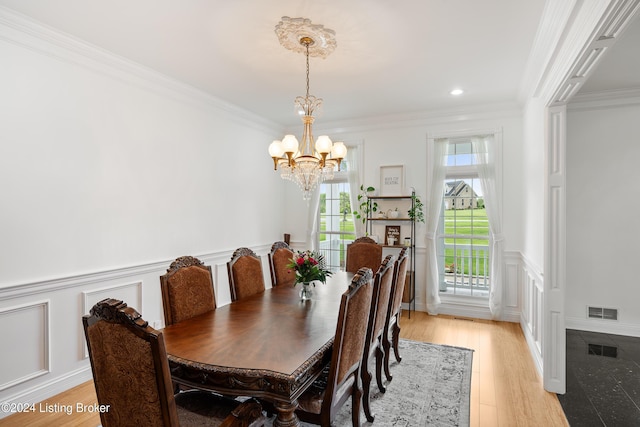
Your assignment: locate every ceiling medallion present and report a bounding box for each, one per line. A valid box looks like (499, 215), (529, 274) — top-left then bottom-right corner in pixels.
(274, 16), (337, 58)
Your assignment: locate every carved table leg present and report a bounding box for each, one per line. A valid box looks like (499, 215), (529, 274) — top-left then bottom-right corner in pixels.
(273, 400), (300, 427)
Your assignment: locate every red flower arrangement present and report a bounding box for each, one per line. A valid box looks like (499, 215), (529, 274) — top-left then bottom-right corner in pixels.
(287, 250), (332, 286)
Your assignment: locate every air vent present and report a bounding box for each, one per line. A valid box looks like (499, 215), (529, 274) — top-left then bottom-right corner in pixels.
(588, 306), (618, 320)
(588, 344), (618, 358)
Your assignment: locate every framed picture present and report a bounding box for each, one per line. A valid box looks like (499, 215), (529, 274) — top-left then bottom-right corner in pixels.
(385, 225), (401, 246)
(380, 165), (405, 196)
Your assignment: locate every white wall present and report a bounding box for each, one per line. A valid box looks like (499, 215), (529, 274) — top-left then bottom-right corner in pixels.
(566, 98), (640, 336)
(521, 97), (546, 274)
(0, 14), (285, 410)
(0, 33), (285, 287)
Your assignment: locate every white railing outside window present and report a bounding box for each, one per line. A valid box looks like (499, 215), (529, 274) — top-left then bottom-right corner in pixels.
(442, 243), (490, 297)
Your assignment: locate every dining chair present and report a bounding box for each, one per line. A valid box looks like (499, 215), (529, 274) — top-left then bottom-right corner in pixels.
(361, 254), (395, 423)
(267, 241), (295, 287)
(82, 298), (266, 427)
(227, 247), (265, 301)
(160, 255), (216, 326)
(382, 247), (409, 382)
(296, 267), (374, 427)
(345, 236), (382, 274)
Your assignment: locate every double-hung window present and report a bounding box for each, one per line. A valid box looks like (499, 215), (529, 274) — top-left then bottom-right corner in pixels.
(437, 137), (496, 298)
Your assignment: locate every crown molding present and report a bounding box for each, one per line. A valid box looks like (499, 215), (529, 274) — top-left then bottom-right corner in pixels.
(518, 0), (579, 103)
(568, 87), (640, 110)
(0, 6), (282, 135)
(307, 102), (522, 135)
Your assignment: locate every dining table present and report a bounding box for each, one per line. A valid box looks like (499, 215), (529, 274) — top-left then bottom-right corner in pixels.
(161, 271), (353, 427)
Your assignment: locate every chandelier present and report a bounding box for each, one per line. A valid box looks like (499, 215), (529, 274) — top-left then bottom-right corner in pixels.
(268, 17), (347, 200)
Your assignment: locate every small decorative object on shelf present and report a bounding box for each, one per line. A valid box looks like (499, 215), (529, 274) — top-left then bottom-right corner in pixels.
(385, 225), (401, 246)
(287, 250), (332, 300)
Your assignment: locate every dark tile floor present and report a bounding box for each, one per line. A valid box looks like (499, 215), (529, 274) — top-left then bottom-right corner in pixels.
(558, 329), (640, 426)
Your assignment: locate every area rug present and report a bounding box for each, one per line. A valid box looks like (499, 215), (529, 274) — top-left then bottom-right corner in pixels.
(270, 339), (474, 426)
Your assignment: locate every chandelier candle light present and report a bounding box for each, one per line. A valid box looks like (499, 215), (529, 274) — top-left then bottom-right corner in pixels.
(268, 17), (347, 200)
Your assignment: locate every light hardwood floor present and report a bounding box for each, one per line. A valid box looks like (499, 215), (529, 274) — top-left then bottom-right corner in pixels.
(1, 312), (568, 427)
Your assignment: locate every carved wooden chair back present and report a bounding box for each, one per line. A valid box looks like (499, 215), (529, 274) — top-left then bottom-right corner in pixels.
(361, 254), (396, 422)
(83, 298), (179, 426)
(267, 241), (295, 287)
(160, 256), (216, 326)
(383, 247), (409, 381)
(345, 236), (382, 274)
(227, 247), (265, 301)
(83, 298), (266, 427)
(296, 267), (374, 426)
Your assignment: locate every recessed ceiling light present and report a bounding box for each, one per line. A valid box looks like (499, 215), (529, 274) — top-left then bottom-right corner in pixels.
(450, 88), (464, 96)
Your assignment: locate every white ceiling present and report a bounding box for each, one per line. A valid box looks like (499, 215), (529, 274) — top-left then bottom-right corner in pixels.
(2, 1), (637, 127)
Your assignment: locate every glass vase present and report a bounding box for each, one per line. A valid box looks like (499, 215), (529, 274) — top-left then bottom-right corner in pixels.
(299, 282), (313, 301)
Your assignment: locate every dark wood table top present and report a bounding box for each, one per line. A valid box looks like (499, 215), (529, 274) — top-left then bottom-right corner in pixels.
(161, 271), (352, 426)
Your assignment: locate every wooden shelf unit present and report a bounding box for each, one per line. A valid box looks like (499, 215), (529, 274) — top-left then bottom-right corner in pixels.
(366, 191), (416, 316)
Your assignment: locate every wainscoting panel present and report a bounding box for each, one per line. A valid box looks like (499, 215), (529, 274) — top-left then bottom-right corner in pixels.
(505, 262), (519, 309)
(81, 281), (143, 318)
(502, 252), (522, 322)
(520, 258), (544, 376)
(0, 248), (256, 419)
(0, 300), (50, 391)
(81, 282), (143, 359)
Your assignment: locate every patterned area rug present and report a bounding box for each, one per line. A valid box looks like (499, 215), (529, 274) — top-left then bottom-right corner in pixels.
(269, 339), (474, 426)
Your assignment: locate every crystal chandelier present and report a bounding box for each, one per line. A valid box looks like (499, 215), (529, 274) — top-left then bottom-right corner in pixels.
(268, 17), (347, 200)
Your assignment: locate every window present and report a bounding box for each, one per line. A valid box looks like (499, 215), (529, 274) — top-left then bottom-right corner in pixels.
(318, 178), (355, 272)
(438, 140), (490, 297)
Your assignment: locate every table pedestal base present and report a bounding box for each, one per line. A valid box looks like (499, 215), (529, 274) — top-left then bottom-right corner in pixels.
(273, 400), (300, 427)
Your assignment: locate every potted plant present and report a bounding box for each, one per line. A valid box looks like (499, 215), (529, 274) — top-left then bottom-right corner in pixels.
(354, 185), (378, 224)
(408, 194), (425, 223)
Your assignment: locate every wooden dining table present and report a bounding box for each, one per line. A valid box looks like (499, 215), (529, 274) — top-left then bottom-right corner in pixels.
(161, 271), (352, 427)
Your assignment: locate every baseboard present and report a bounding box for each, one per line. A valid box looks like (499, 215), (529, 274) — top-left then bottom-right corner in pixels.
(566, 316), (640, 338)
(0, 367), (93, 420)
(521, 314), (543, 379)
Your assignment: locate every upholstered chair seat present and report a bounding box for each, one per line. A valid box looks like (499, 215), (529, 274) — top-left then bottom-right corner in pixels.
(174, 390), (264, 426)
(296, 365), (330, 415)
